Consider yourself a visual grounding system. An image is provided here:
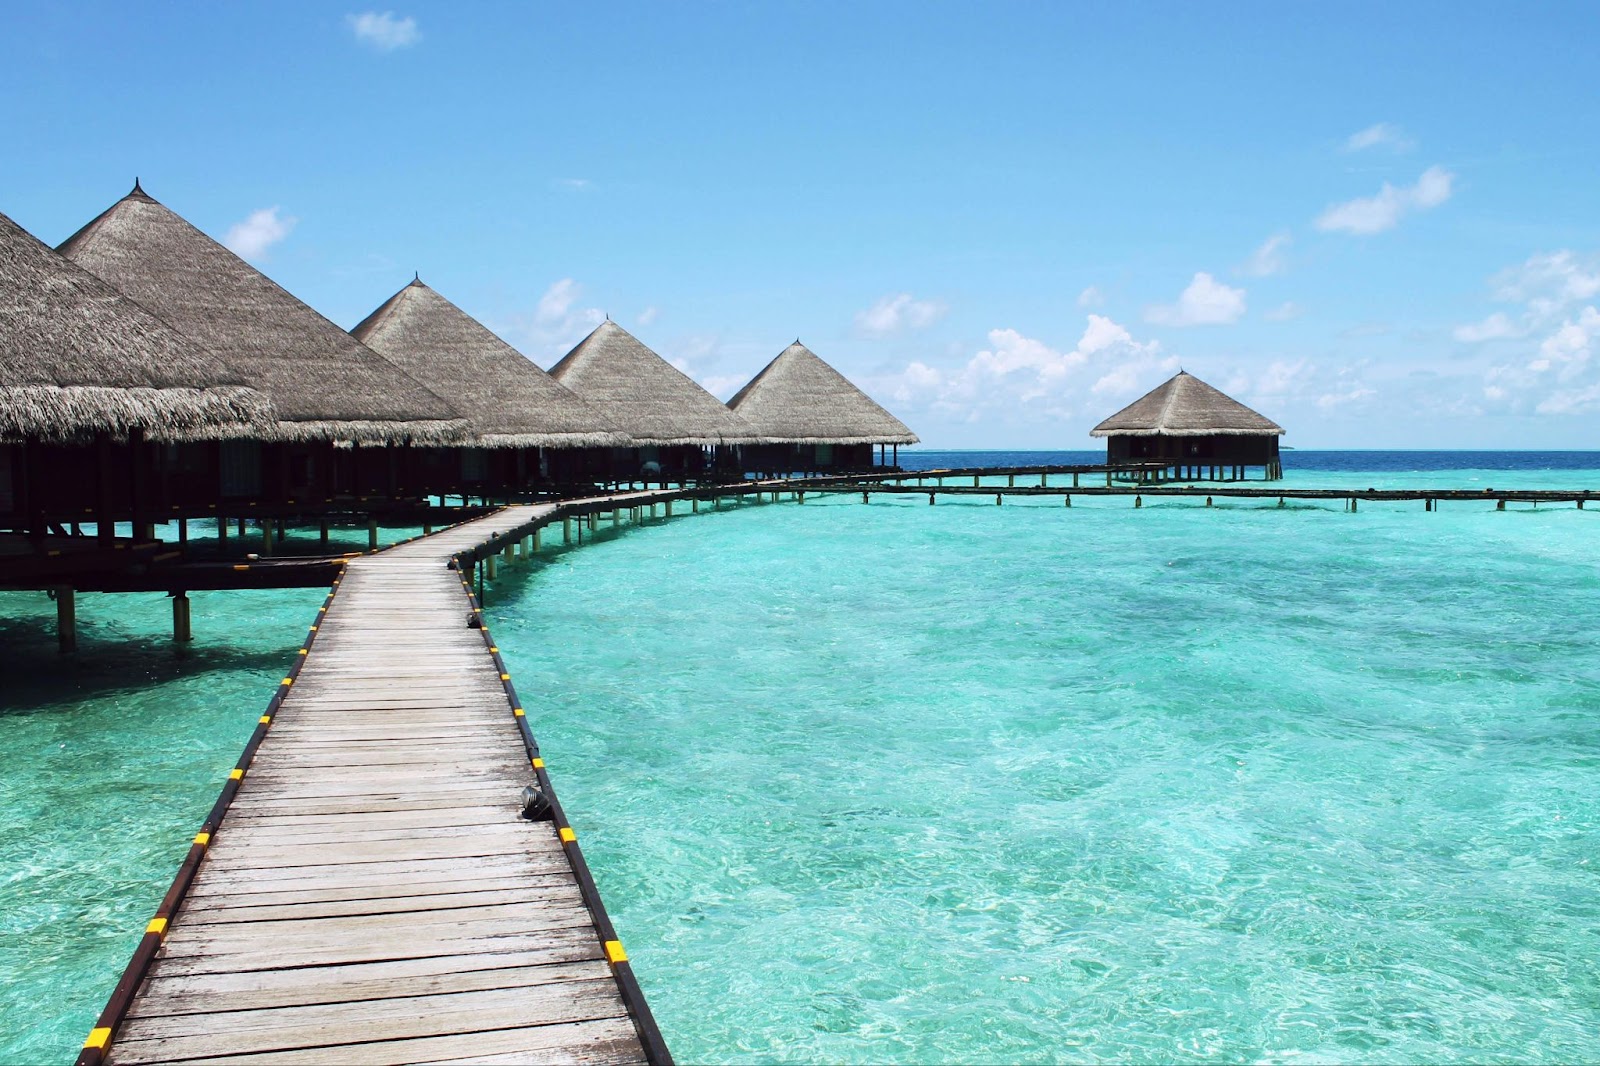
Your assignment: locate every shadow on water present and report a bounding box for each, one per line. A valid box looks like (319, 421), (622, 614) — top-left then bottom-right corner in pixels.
(0, 599), (307, 717)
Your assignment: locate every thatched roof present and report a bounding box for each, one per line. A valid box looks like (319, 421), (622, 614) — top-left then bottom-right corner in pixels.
(548, 320), (757, 445)
(1090, 370), (1284, 437)
(727, 342), (918, 445)
(1, 208), (274, 443)
(58, 184), (465, 444)
(351, 279), (627, 449)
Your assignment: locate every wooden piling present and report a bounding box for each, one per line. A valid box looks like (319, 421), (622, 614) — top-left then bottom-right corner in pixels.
(367, 519), (378, 551)
(171, 592), (192, 643)
(563, 516), (573, 543)
(217, 515), (227, 545)
(177, 518), (188, 554)
(56, 587), (76, 653)
(319, 520), (329, 548)
(260, 519), (273, 558)
(1135, 495), (1142, 508)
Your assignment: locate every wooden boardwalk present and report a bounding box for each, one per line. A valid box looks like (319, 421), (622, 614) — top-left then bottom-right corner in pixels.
(84, 505), (668, 1066)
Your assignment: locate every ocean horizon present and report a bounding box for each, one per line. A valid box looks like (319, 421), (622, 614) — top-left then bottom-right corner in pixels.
(3, 450), (1598, 1062)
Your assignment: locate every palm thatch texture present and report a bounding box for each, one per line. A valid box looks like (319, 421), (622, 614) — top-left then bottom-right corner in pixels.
(1090, 371), (1284, 437)
(727, 341), (918, 445)
(58, 184), (466, 445)
(548, 320), (758, 445)
(1, 208), (273, 442)
(351, 279), (627, 448)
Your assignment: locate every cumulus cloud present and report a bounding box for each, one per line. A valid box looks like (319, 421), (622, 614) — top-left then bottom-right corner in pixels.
(1241, 233), (1291, 277)
(347, 11), (420, 50)
(223, 207), (295, 260)
(873, 314), (1178, 423)
(854, 293), (947, 337)
(1145, 272), (1247, 327)
(1077, 285), (1105, 309)
(1315, 165), (1454, 235)
(1468, 250), (1600, 415)
(496, 278), (605, 363)
(637, 306), (660, 327)
(1343, 122), (1414, 153)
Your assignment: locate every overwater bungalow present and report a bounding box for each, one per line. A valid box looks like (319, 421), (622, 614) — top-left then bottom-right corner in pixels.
(548, 320), (757, 482)
(351, 278), (628, 496)
(1091, 370), (1284, 480)
(57, 183), (466, 508)
(1, 207), (274, 566)
(727, 341), (918, 474)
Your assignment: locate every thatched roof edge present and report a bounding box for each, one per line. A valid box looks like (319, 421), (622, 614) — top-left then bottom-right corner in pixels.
(1087, 426), (1286, 438)
(475, 430), (629, 449)
(0, 384), (273, 443)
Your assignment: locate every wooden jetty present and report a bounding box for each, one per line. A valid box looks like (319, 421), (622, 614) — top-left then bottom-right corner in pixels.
(796, 474), (1599, 511)
(80, 504), (670, 1066)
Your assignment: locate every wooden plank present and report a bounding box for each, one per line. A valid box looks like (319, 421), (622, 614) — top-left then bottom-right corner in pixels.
(182, 885), (583, 925)
(111, 981), (628, 1062)
(127, 957), (612, 1017)
(182, 871), (568, 907)
(133, 1016), (645, 1065)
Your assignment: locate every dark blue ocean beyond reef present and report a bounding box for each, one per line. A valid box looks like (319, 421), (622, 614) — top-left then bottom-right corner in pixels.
(3, 454), (1600, 1063)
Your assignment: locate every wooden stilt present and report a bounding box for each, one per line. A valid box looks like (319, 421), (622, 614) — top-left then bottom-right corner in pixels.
(1134, 495), (1142, 508)
(319, 519), (329, 548)
(172, 592), (192, 643)
(563, 517), (572, 543)
(1064, 494), (1071, 507)
(260, 519), (273, 557)
(533, 528), (542, 551)
(367, 519), (379, 551)
(177, 517), (188, 554)
(217, 515), (227, 544)
(56, 587), (76, 653)
(486, 555), (497, 580)
(665, 500), (673, 517)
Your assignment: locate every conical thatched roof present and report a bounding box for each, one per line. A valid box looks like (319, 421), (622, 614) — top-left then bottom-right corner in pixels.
(1, 208), (273, 443)
(548, 320), (756, 445)
(727, 341), (918, 445)
(1090, 371), (1284, 437)
(58, 184), (465, 444)
(351, 279), (627, 449)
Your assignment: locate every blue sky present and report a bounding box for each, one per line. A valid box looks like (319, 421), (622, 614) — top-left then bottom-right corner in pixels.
(5, 2), (1600, 448)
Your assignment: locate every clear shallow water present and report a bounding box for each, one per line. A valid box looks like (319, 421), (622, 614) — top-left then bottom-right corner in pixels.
(3, 461), (1599, 1063)
(0, 520), (425, 1063)
(490, 462), (1600, 1063)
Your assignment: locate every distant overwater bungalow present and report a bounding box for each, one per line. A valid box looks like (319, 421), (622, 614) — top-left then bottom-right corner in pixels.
(728, 341), (919, 475)
(549, 320), (760, 483)
(1092, 370), (1284, 480)
(351, 277), (627, 493)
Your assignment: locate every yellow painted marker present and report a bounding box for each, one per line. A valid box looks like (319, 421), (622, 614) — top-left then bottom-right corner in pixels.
(532, 757), (545, 768)
(83, 1027), (111, 1050)
(194, 832), (210, 846)
(146, 918), (167, 937)
(604, 940), (628, 964)
(559, 827), (576, 843)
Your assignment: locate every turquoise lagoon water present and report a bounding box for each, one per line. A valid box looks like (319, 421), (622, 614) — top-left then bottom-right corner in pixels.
(490, 464), (1600, 1064)
(2, 460), (1598, 1062)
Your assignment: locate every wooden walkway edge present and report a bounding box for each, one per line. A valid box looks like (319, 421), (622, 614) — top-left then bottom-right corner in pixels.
(78, 504), (671, 1066)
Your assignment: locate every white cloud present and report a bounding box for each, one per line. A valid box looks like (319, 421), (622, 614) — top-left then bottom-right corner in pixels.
(1241, 233), (1291, 277)
(854, 293), (948, 337)
(1315, 165), (1455, 235)
(1453, 312), (1520, 343)
(874, 314), (1177, 421)
(223, 207), (295, 260)
(700, 374), (747, 400)
(1077, 285), (1105, 309)
(347, 11), (420, 51)
(1265, 301), (1303, 322)
(637, 306), (660, 327)
(535, 278), (583, 324)
(1344, 122), (1414, 153)
(1469, 250), (1600, 415)
(1145, 272), (1247, 327)
(496, 278), (605, 362)
(555, 178), (592, 191)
